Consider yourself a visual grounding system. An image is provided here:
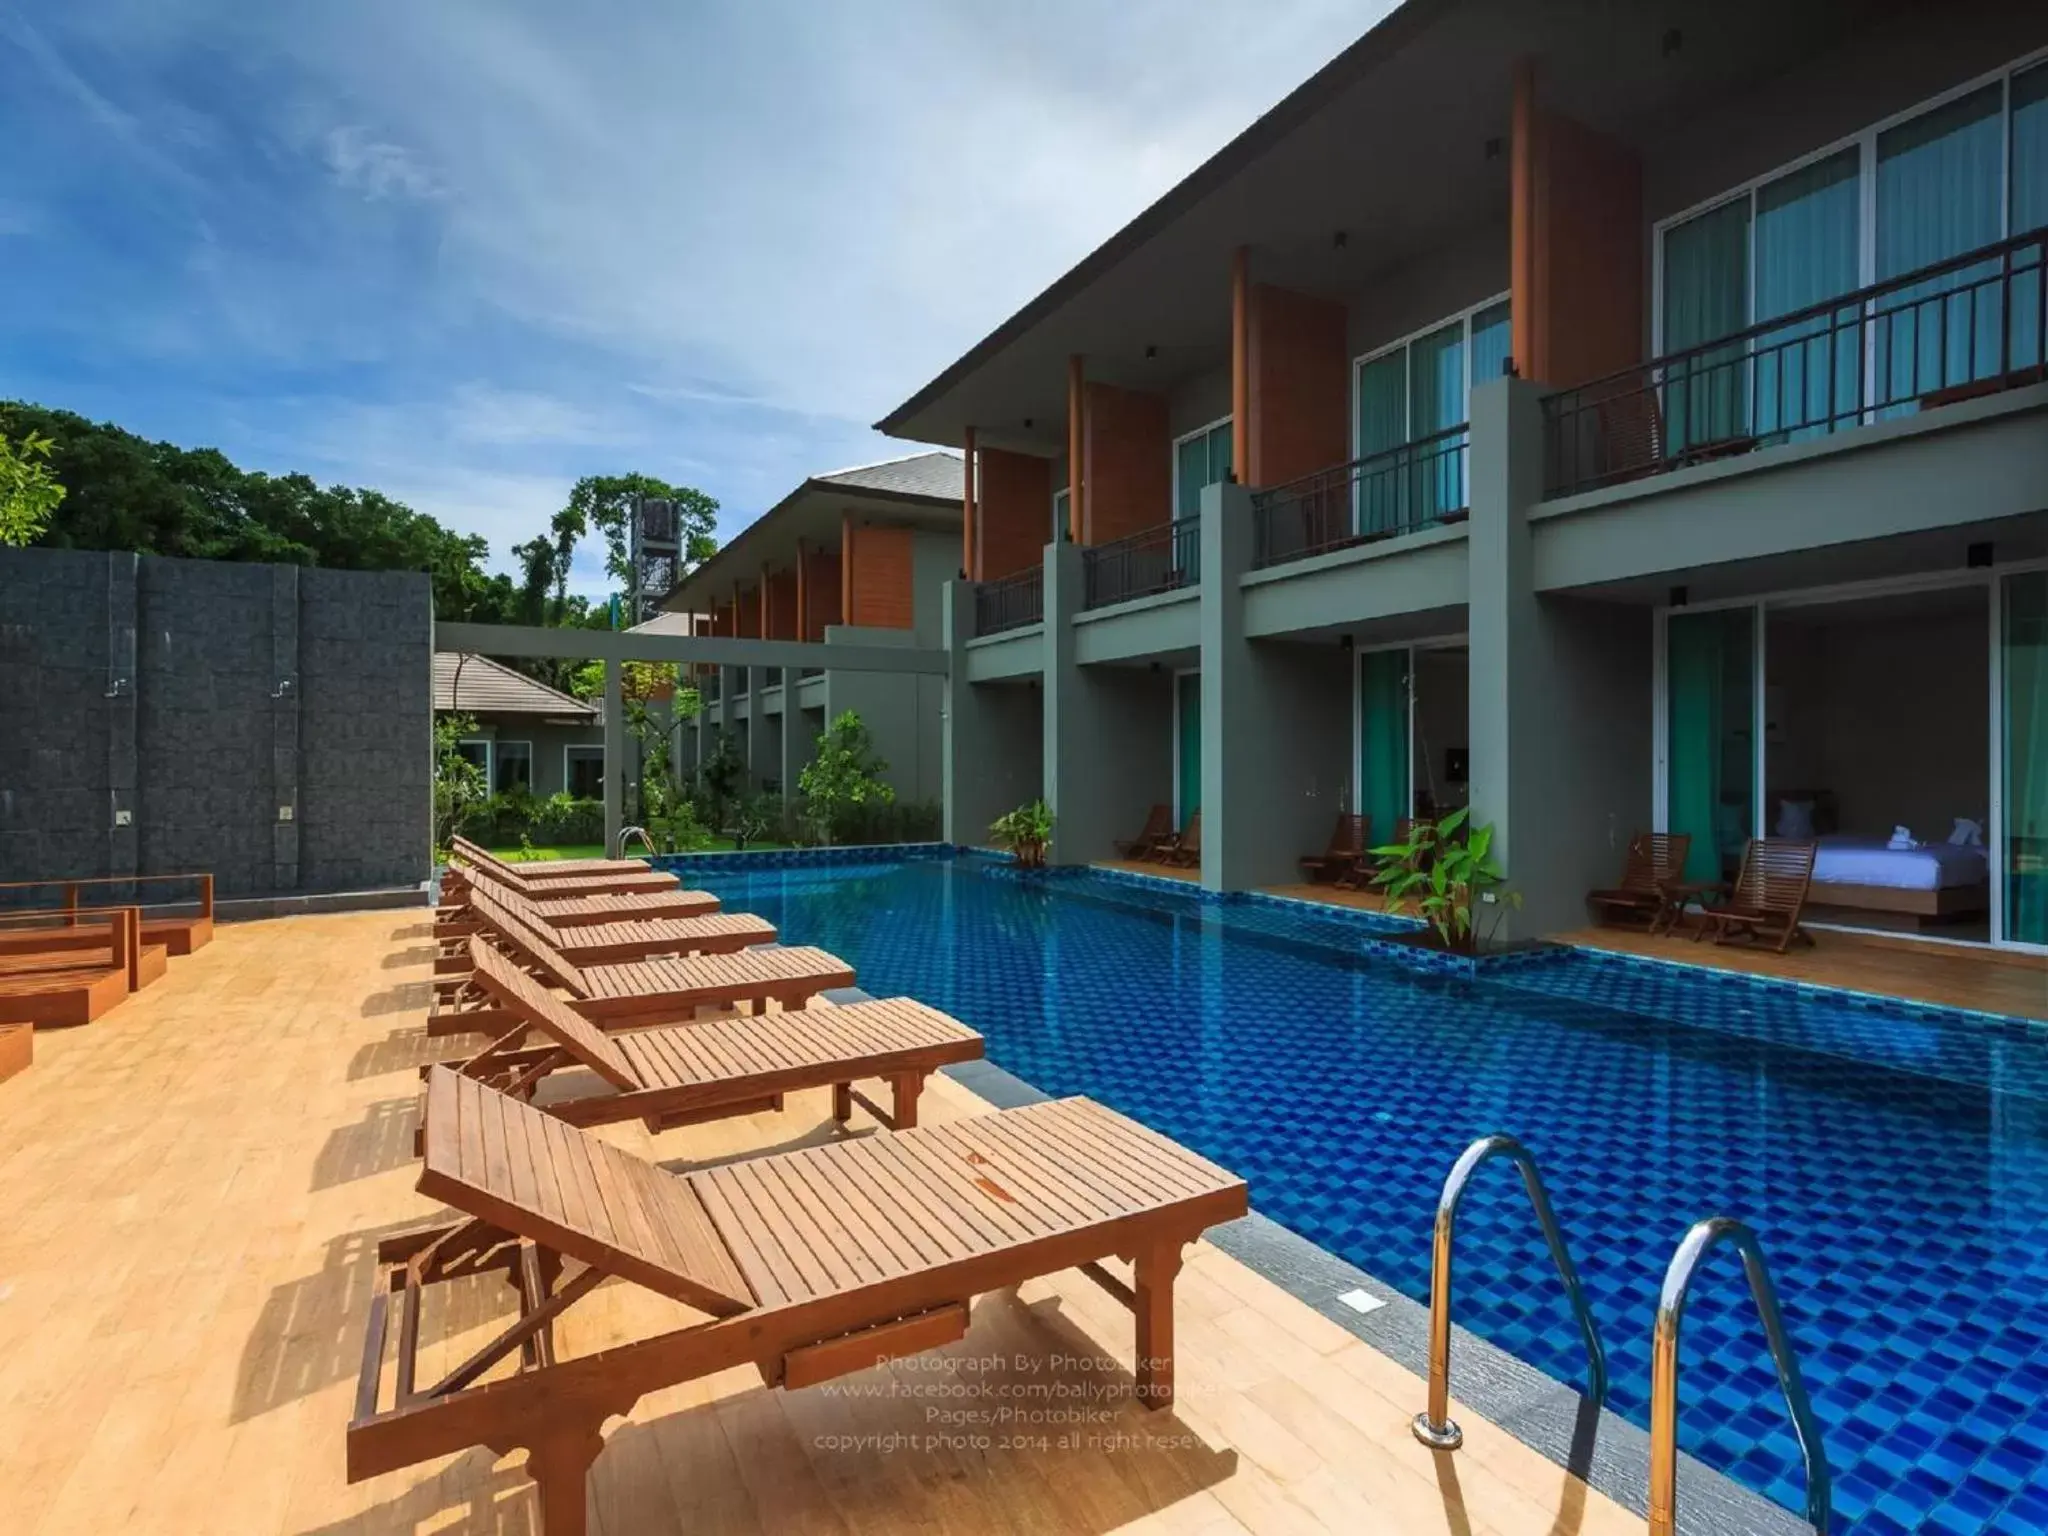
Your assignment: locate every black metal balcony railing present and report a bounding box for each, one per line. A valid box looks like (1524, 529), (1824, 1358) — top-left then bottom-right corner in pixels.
(699, 669), (721, 703)
(1250, 423), (1472, 570)
(1544, 228), (2048, 498)
(973, 565), (1044, 636)
(1082, 516), (1201, 610)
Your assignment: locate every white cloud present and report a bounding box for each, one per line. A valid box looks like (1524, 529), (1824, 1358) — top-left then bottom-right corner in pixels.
(321, 125), (442, 202)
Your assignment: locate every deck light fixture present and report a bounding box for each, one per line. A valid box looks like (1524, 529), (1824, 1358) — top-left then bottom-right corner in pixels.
(1968, 542), (1994, 568)
(1333, 229), (1349, 249)
(1669, 585), (1689, 607)
(1662, 28), (1683, 57)
(1145, 344), (1158, 359)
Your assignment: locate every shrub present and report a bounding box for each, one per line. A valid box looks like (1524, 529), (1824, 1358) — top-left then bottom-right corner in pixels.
(990, 799), (1054, 867)
(797, 711), (894, 845)
(1370, 808), (1520, 953)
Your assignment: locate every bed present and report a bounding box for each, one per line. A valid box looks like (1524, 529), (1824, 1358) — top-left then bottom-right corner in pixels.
(1808, 833), (1991, 920)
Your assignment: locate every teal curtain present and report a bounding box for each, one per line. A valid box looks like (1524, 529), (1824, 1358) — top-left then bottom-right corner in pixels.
(2005, 573), (2048, 946)
(1355, 351), (1406, 534)
(1754, 148), (1862, 440)
(1177, 672), (1202, 828)
(1175, 435), (1208, 520)
(1667, 609), (1754, 883)
(1409, 319), (1465, 519)
(1663, 198), (1752, 453)
(1470, 300), (1512, 388)
(1358, 650), (1409, 846)
(1876, 82), (2005, 403)
(1205, 421), (1232, 494)
(2012, 65), (2048, 370)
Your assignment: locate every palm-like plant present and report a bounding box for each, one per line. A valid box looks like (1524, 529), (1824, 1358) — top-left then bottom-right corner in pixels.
(990, 799), (1055, 868)
(1369, 808), (1519, 953)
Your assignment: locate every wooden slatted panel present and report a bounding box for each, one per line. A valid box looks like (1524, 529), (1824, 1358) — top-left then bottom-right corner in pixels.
(554, 912), (777, 958)
(613, 998), (980, 1090)
(467, 891), (588, 993)
(419, 1067), (754, 1315)
(579, 945), (855, 1005)
(466, 938), (640, 1091)
(1735, 837), (1818, 913)
(528, 889), (722, 925)
(692, 1097), (1245, 1310)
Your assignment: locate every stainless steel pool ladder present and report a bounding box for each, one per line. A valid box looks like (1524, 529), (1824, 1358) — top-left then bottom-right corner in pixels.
(1649, 1217), (1830, 1536)
(1411, 1133), (1609, 1450)
(617, 825), (656, 857)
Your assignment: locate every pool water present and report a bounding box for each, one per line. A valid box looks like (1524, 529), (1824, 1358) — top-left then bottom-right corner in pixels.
(687, 855), (2048, 1535)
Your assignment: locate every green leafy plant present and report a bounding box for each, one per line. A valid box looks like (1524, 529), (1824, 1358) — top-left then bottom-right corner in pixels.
(730, 791), (780, 851)
(697, 729), (747, 830)
(990, 799), (1055, 868)
(515, 831), (539, 862)
(1370, 808), (1520, 953)
(797, 711), (894, 846)
(431, 713), (488, 854)
(0, 428), (66, 546)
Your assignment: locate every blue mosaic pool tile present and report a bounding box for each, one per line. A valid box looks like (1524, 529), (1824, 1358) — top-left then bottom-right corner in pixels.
(676, 850), (2048, 1533)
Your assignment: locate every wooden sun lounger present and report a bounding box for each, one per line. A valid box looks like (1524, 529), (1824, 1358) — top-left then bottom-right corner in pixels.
(1158, 811), (1201, 868)
(1585, 832), (1692, 931)
(436, 868), (720, 934)
(1699, 837), (1818, 953)
(350, 1067), (1248, 1534)
(1299, 814), (1369, 884)
(434, 904), (773, 973)
(0, 873), (214, 955)
(1113, 803), (1173, 859)
(447, 840), (678, 899)
(0, 907), (152, 1027)
(432, 936), (982, 1136)
(430, 891), (855, 1036)
(450, 835), (674, 885)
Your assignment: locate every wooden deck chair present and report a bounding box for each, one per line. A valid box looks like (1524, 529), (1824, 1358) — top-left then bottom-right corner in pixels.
(1586, 832), (1692, 930)
(0, 907), (151, 1027)
(1113, 804), (1173, 859)
(430, 890), (855, 1036)
(0, 873), (214, 955)
(433, 936), (981, 1136)
(1159, 811), (1202, 868)
(435, 900), (773, 973)
(437, 867), (719, 936)
(349, 1067), (1249, 1535)
(1699, 838), (1818, 953)
(451, 835), (671, 885)
(1336, 817), (1413, 890)
(1299, 814), (1369, 884)
(445, 843), (679, 901)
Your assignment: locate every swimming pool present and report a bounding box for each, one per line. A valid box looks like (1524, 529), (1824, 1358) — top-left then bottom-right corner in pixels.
(682, 853), (2048, 1535)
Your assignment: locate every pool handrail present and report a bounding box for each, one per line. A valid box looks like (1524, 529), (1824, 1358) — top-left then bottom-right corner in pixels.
(1648, 1216), (1830, 1536)
(1412, 1133), (1608, 1450)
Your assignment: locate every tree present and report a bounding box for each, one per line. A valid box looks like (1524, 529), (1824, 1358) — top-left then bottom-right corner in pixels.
(432, 713), (488, 852)
(0, 428), (67, 546)
(798, 711), (894, 845)
(543, 473), (719, 607)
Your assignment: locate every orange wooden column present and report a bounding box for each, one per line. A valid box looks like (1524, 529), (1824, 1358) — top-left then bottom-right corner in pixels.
(759, 563), (772, 639)
(1510, 56), (1537, 381)
(840, 511), (854, 626)
(962, 426), (978, 579)
(794, 539), (808, 642)
(1230, 246), (1250, 483)
(1066, 355), (1085, 543)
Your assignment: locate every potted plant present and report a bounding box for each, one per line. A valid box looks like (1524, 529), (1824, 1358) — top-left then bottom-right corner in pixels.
(990, 799), (1055, 869)
(1370, 808), (1520, 954)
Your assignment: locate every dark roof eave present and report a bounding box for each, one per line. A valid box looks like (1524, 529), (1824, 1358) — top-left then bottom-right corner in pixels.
(871, 0), (1453, 440)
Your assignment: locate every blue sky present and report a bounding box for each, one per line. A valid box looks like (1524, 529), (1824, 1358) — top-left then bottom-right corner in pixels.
(0, 1), (1378, 593)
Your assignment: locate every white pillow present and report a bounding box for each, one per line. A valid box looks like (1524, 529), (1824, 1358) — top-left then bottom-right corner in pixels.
(1775, 799), (1816, 840)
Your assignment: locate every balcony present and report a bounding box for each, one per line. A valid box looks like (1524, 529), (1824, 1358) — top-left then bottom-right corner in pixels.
(1081, 517), (1200, 610)
(973, 565), (1043, 636)
(1250, 424), (1471, 570)
(1543, 230), (2048, 499)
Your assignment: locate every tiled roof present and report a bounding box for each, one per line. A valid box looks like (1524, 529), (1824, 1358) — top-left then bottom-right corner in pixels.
(814, 451), (960, 502)
(433, 653), (597, 717)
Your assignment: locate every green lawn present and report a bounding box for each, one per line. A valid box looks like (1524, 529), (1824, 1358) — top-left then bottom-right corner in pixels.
(486, 838), (787, 862)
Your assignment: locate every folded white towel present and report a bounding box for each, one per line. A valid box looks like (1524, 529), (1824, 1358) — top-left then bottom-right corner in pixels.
(1948, 817), (1985, 848)
(1887, 826), (1919, 850)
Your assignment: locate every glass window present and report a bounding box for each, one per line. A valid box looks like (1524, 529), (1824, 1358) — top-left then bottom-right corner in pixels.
(1173, 421), (1231, 520)
(1469, 300), (1512, 388)
(1352, 297), (1507, 532)
(2004, 571), (2048, 946)
(565, 746), (604, 799)
(1666, 608), (1756, 885)
(1754, 148), (1862, 437)
(1052, 487), (1070, 543)
(455, 739), (491, 781)
(494, 740), (532, 794)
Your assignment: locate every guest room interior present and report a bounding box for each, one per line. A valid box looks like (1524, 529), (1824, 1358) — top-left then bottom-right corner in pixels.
(1764, 584), (1992, 942)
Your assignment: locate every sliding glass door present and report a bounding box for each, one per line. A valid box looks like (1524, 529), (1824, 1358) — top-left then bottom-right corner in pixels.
(2003, 573), (2048, 947)
(1665, 608), (1757, 883)
(1176, 671), (1202, 829)
(1357, 649), (1411, 848)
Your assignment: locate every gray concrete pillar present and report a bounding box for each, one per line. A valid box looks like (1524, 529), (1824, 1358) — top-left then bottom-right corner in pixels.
(603, 656), (624, 855)
(744, 666), (770, 791)
(1468, 376), (1653, 938)
(105, 552), (138, 879)
(270, 564), (301, 891)
(942, 579), (1043, 846)
(777, 686), (803, 804)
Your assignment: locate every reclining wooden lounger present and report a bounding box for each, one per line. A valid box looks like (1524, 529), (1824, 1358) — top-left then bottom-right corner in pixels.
(451, 835), (667, 883)
(1299, 814), (1369, 884)
(436, 868), (720, 934)
(1158, 811), (1201, 868)
(433, 886), (771, 973)
(1698, 837), (1818, 953)
(0, 907), (152, 1027)
(430, 892), (855, 1037)
(431, 936), (982, 1137)
(0, 873), (214, 956)
(1585, 832), (1692, 931)
(1113, 804), (1173, 860)
(446, 842), (678, 900)
(350, 1066), (1249, 1535)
